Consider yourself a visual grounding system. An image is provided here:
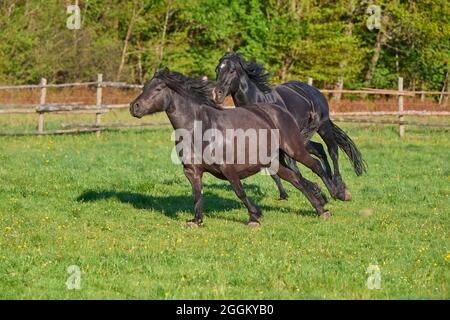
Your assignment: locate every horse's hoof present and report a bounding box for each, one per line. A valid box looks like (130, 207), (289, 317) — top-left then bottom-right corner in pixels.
(344, 189), (352, 201)
(278, 196), (288, 201)
(186, 220), (202, 228)
(320, 211), (332, 220)
(247, 221), (261, 227)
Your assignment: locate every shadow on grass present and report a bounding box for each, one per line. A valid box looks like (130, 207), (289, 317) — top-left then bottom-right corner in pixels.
(77, 187), (318, 224)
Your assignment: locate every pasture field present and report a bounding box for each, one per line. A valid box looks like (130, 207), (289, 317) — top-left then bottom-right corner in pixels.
(0, 120), (448, 299)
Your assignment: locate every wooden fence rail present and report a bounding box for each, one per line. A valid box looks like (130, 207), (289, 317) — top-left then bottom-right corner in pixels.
(329, 111), (450, 116)
(0, 82), (99, 90)
(332, 118), (450, 127)
(0, 75), (448, 137)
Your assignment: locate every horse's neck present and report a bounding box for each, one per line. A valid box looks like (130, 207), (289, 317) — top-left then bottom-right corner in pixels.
(165, 96), (199, 131)
(233, 77), (270, 107)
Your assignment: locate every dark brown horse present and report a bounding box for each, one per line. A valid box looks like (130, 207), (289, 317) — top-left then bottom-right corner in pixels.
(213, 53), (366, 202)
(130, 70), (341, 226)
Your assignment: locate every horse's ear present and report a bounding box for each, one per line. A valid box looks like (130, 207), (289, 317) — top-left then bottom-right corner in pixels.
(155, 68), (170, 77)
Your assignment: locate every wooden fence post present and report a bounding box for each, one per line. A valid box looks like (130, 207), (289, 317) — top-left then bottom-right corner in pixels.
(307, 77), (313, 86)
(398, 77), (405, 137)
(38, 78), (47, 133)
(96, 74), (103, 137)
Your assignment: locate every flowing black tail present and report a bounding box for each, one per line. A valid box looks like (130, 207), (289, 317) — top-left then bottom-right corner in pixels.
(330, 121), (367, 176)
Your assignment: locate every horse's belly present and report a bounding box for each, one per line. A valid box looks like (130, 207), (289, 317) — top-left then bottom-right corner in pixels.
(202, 164), (227, 180)
(234, 164), (265, 179)
(202, 163), (265, 180)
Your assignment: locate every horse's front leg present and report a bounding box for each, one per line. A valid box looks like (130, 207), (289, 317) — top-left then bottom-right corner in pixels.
(183, 165), (204, 226)
(224, 169), (262, 226)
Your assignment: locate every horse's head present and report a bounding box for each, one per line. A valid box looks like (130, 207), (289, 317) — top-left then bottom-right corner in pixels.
(130, 70), (172, 118)
(213, 53), (271, 105)
(213, 53), (243, 104)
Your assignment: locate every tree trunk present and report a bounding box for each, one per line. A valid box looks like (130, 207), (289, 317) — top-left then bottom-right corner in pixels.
(439, 68), (449, 105)
(365, 15), (388, 86)
(73, 0), (79, 77)
(335, 15), (354, 101)
(290, 0), (297, 13)
(333, 77), (344, 102)
(157, 1), (172, 67)
(420, 82), (426, 102)
(280, 56), (293, 82)
(116, 6), (142, 81)
(6, 3), (15, 18)
(137, 42), (143, 84)
(365, 30), (384, 85)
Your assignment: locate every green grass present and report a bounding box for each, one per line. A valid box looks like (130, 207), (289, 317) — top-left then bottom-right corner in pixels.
(0, 124), (449, 299)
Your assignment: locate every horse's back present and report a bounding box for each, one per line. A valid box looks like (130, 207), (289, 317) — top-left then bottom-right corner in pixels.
(282, 81), (327, 105)
(275, 81), (330, 119)
(210, 102), (303, 149)
(215, 106), (273, 130)
(240, 103), (305, 144)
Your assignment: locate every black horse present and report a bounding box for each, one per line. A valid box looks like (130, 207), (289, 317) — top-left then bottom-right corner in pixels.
(130, 69), (341, 226)
(213, 53), (366, 201)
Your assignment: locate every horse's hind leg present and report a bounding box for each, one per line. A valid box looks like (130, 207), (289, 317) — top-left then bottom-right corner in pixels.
(306, 141), (332, 179)
(276, 151), (311, 200)
(270, 174), (289, 200)
(275, 163), (330, 218)
(282, 141), (343, 201)
(317, 121), (350, 201)
(224, 170), (262, 226)
(281, 155), (327, 206)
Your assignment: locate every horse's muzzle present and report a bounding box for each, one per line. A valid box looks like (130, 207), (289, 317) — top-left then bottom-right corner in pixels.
(130, 103), (143, 118)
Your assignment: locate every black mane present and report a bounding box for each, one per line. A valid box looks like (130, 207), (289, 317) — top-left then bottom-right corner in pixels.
(218, 52), (272, 93)
(155, 69), (218, 108)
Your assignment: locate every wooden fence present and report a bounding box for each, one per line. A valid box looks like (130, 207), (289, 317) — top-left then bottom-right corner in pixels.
(0, 75), (448, 137)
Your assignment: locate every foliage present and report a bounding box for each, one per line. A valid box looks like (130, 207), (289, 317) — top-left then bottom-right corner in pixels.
(0, 0), (448, 90)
